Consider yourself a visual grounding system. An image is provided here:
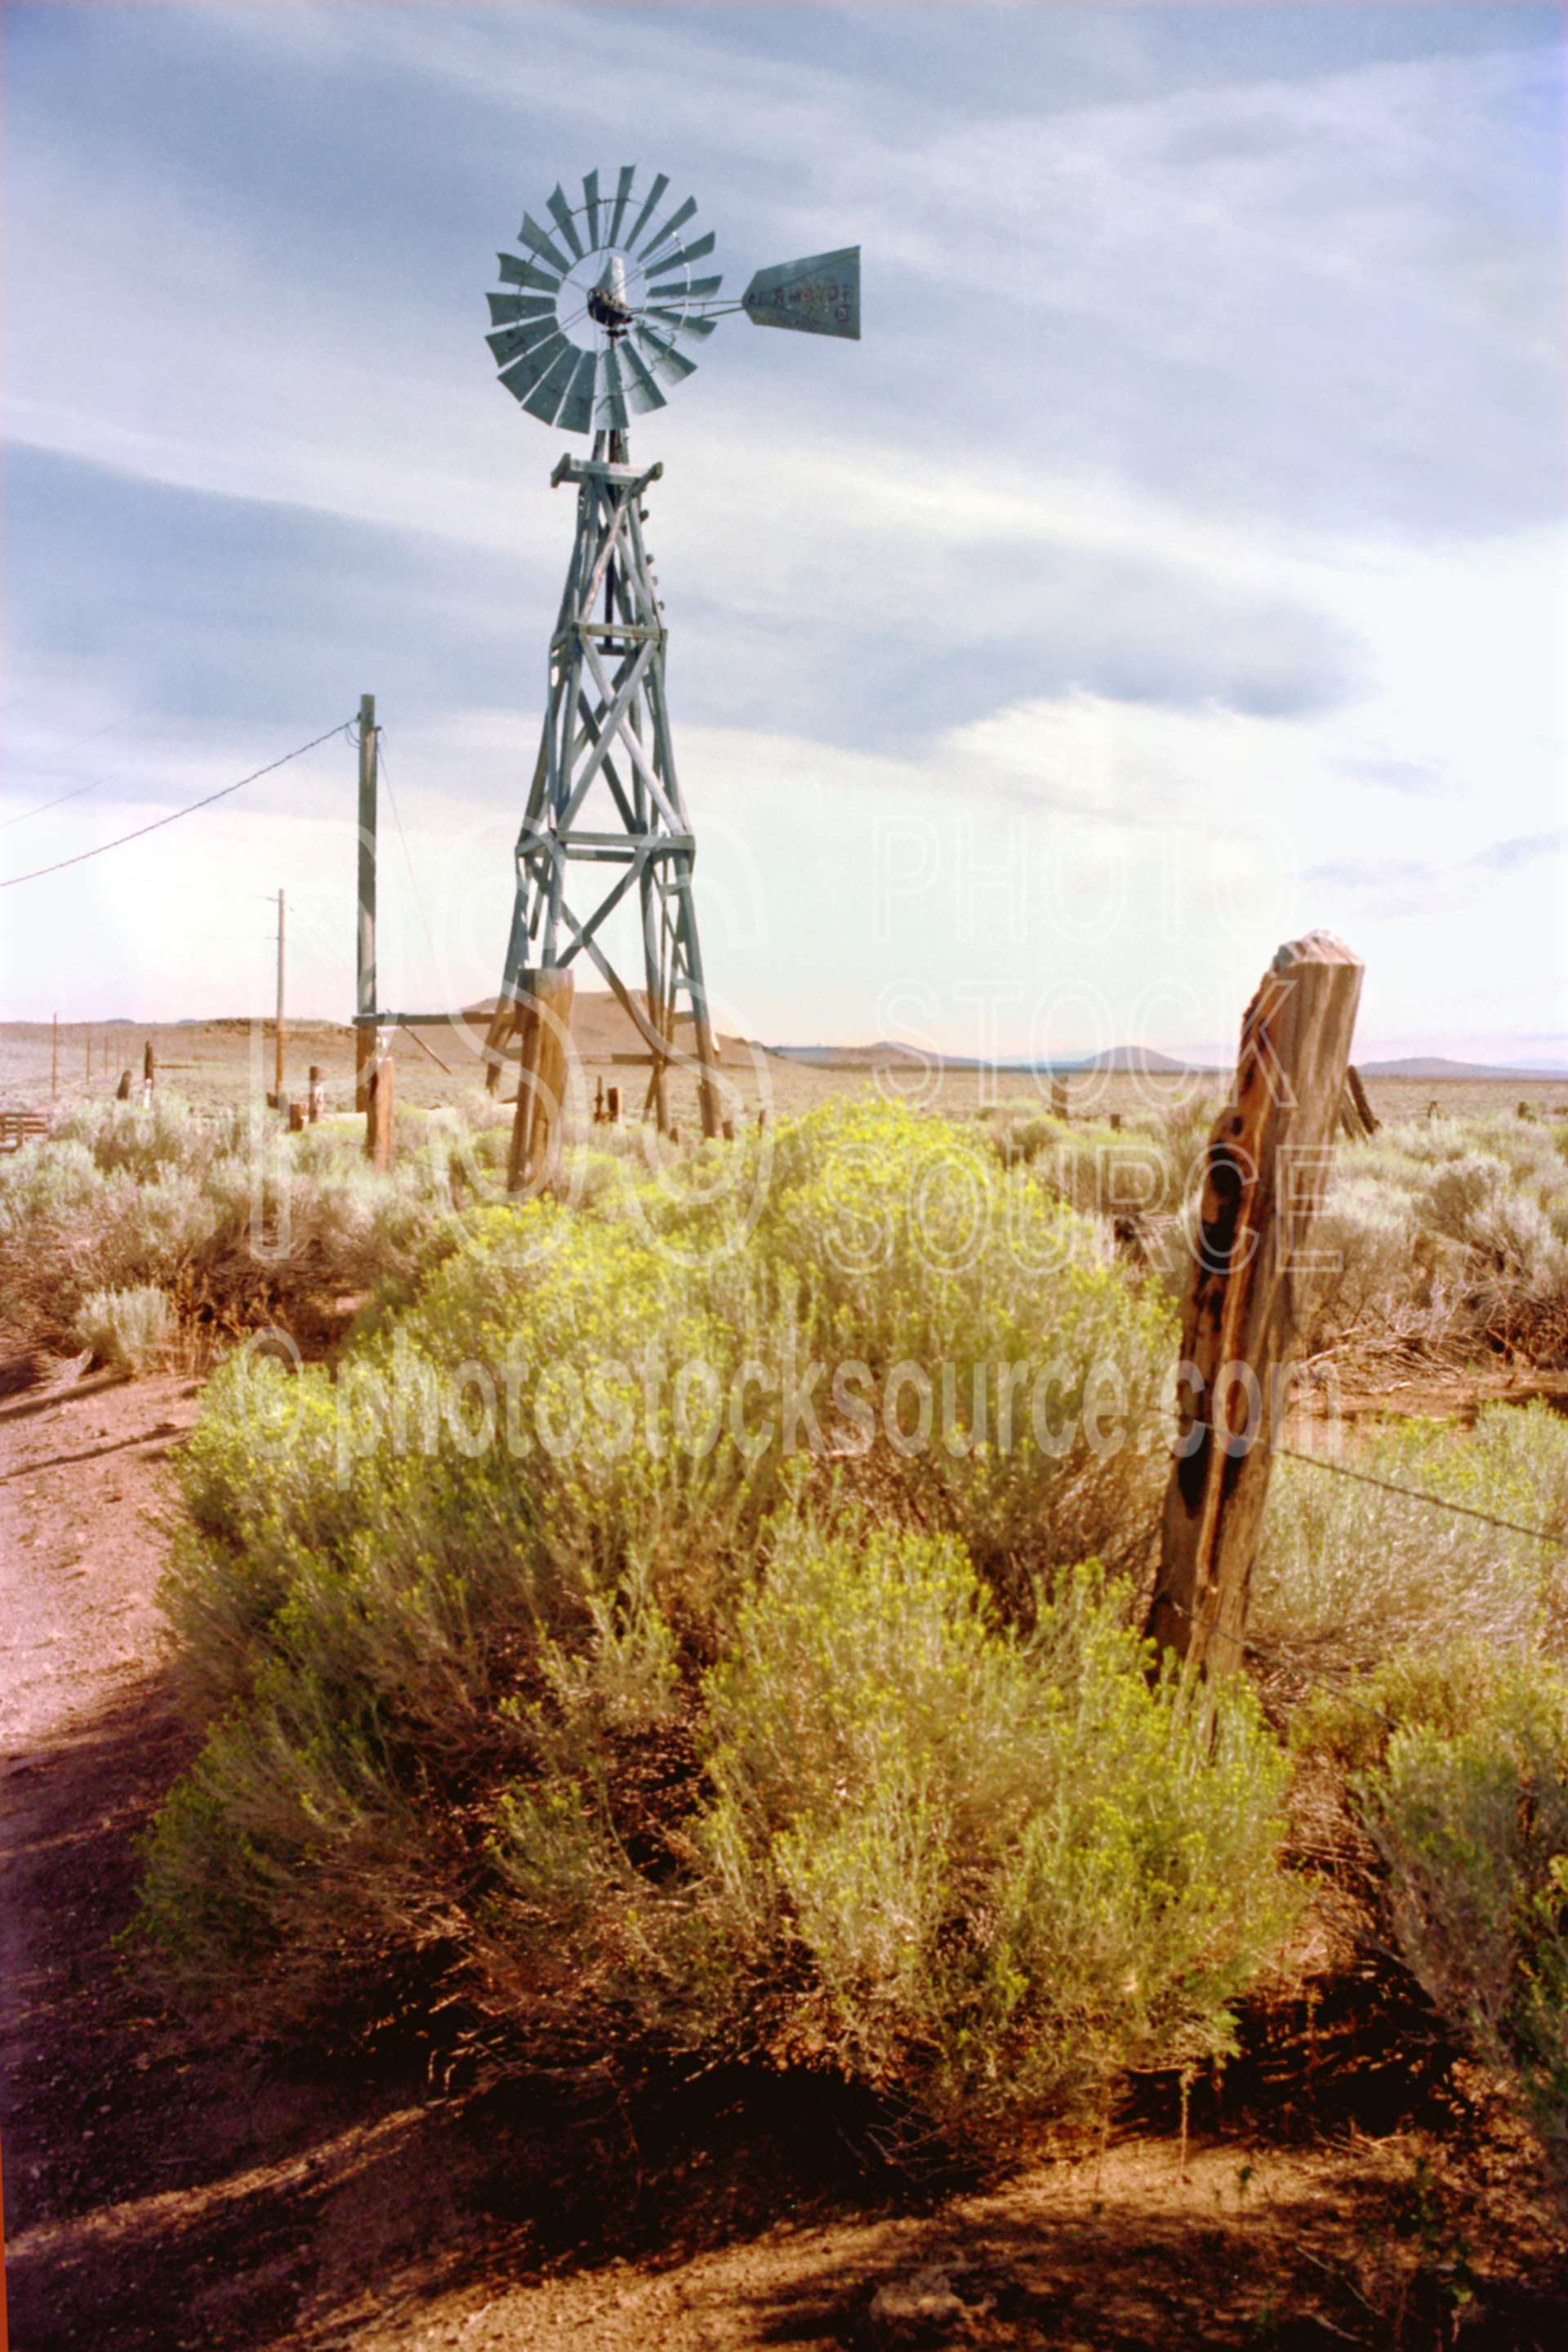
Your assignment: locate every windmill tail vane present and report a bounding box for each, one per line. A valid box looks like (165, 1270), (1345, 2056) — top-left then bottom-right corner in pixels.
(480, 165), (860, 1138)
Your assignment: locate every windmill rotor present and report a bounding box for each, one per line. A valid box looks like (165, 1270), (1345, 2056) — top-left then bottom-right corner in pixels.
(486, 164), (860, 432)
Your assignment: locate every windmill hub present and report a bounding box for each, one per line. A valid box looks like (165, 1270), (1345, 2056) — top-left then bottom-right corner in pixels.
(586, 256), (634, 334)
(479, 166), (860, 1137)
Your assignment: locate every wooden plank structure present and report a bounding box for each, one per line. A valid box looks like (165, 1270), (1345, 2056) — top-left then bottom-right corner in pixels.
(0, 1110), (48, 1155)
(1145, 931), (1363, 1682)
(481, 444), (721, 1141)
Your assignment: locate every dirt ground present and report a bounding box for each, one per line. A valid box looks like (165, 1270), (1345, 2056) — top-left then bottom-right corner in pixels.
(5, 1368), (1568, 2349)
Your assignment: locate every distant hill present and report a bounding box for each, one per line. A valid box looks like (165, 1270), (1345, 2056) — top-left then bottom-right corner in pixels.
(1076, 1045), (1218, 1075)
(1358, 1056), (1568, 1081)
(769, 1041), (1218, 1075)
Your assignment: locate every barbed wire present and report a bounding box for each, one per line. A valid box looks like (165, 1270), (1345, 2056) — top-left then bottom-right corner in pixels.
(1158, 1407), (1566, 1551)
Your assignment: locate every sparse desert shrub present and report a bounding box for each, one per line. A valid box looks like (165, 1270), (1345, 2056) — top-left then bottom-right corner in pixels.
(1317, 1117), (1568, 1364)
(1303, 1646), (1568, 2188)
(715, 1094), (1178, 1589)
(1301, 1175), (1425, 1351)
(140, 1503), (1297, 2146)
(1252, 1403), (1568, 1685)
(0, 1093), (483, 1356)
(75, 1281), (176, 1371)
(138, 1097), (1228, 2144)
(684, 1528), (1296, 2141)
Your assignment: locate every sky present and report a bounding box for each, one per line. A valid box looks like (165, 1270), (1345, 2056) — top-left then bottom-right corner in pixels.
(2, 0), (1565, 1064)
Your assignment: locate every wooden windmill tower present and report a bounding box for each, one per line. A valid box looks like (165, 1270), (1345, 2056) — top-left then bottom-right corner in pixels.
(479, 167), (859, 1150)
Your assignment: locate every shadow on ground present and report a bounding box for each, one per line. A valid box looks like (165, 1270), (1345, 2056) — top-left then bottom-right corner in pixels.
(5, 1663), (1567, 2352)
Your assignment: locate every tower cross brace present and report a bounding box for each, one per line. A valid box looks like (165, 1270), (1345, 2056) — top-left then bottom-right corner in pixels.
(483, 428), (721, 1138)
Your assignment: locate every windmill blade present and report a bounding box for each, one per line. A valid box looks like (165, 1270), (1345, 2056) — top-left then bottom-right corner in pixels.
(599, 341), (631, 430)
(558, 349), (599, 434)
(644, 306), (718, 339)
(498, 252), (563, 296)
(637, 193), (697, 261)
(517, 211), (573, 278)
(608, 164), (635, 247)
(617, 341), (669, 415)
(582, 168), (602, 250)
(644, 229), (716, 283)
(676, 274), (724, 301)
(621, 170), (668, 254)
(521, 341), (581, 423)
(633, 324), (698, 385)
(742, 246), (860, 339)
(546, 184), (586, 261)
(488, 291), (558, 327)
(487, 315), (561, 368)
(499, 332), (570, 403)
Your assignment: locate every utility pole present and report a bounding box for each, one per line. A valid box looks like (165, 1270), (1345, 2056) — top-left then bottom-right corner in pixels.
(274, 888), (287, 1104)
(355, 693), (378, 1111)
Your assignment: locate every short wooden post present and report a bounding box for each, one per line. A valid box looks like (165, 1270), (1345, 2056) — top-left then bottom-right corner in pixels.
(1146, 932), (1363, 1681)
(308, 1065), (325, 1124)
(667, 1124), (680, 1147)
(287, 1099), (305, 1133)
(507, 969), (575, 1196)
(595, 1076), (605, 1125)
(722, 1117), (736, 1143)
(606, 1085), (621, 1125)
(1108, 1110), (1122, 1133)
(1427, 1099), (1439, 1122)
(143, 1039), (155, 1089)
(115, 1069), (131, 1101)
(366, 1044), (394, 1171)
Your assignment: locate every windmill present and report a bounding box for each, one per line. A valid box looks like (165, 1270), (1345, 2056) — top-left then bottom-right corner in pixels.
(479, 166), (859, 1142)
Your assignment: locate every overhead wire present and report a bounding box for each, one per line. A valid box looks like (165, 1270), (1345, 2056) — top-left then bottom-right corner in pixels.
(0, 719), (354, 889)
(373, 737), (445, 982)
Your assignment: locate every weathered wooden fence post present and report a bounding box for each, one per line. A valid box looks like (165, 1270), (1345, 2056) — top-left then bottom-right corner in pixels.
(1145, 932), (1363, 1680)
(507, 969), (575, 1196)
(366, 1037), (395, 1171)
(606, 1084), (621, 1125)
(308, 1065), (325, 1124)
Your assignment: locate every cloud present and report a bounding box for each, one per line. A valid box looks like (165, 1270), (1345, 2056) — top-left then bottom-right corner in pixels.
(1306, 824), (1566, 911)
(3, 444), (552, 751)
(2, 4), (1563, 1052)
(1472, 827), (1566, 872)
(1338, 752), (1454, 797)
